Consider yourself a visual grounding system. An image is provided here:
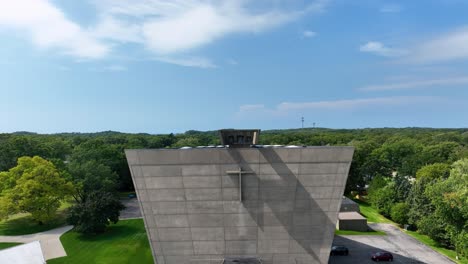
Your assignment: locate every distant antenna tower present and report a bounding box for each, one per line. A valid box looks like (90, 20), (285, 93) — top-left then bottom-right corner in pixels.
(301, 117), (304, 128)
(313, 122), (316, 128)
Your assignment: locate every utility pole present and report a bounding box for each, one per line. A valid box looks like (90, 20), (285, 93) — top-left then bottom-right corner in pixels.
(301, 117), (304, 128)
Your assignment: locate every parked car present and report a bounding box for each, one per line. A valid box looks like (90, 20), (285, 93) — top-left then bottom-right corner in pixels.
(330, 245), (349, 256)
(371, 252), (393, 261)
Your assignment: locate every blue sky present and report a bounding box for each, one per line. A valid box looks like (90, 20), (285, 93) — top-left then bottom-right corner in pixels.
(1, 0), (468, 134)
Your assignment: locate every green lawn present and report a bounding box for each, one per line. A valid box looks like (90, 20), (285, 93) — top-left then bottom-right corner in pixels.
(0, 242), (22, 250)
(352, 199), (395, 224)
(405, 230), (466, 264)
(47, 219), (153, 264)
(335, 229), (386, 236)
(0, 212), (67, 236)
(0, 199), (73, 236)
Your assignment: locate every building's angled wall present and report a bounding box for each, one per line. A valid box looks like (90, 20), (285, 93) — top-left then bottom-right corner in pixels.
(125, 147), (354, 264)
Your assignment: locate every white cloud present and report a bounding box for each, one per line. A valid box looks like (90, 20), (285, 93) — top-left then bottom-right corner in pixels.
(91, 15), (143, 43)
(302, 31), (317, 38)
(380, 4), (402, 13)
(358, 76), (468, 91)
(155, 56), (217, 68)
(0, 0), (327, 63)
(407, 27), (468, 64)
(239, 96), (439, 115)
(359, 41), (407, 57)
(140, 3), (312, 54)
(0, 0), (109, 59)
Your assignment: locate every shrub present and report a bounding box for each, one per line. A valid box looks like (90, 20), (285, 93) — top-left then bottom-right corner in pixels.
(390, 202), (409, 225)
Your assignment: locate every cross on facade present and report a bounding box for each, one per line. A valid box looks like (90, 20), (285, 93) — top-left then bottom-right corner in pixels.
(225, 167), (255, 202)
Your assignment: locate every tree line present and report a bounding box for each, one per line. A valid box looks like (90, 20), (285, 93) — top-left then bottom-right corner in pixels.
(0, 128), (466, 255)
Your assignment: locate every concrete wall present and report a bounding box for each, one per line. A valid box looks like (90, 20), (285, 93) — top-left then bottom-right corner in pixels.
(126, 147), (354, 264)
(337, 219), (368, 232)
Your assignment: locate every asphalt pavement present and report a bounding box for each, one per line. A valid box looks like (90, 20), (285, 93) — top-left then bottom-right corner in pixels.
(329, 223), (454, 264)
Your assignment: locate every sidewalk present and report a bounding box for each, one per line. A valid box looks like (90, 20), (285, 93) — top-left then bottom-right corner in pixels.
(0, 225), (73, 260)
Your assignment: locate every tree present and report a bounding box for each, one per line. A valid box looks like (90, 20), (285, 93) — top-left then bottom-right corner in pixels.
(415, 163), (450, 181)
(67, 160), (124, 234)
(172, 137), (202, 148)
(370, 184), (396, 217)
(393, 174), (412, 203)
(0, 156), (73, 223)
(67, 191), (123, 234)
(425, 159), (468, 257)
(390, 202), (409, 225)
(70, 139), (131, 191)
(407, 163), (450, 227)
(368, 177), (396, 217)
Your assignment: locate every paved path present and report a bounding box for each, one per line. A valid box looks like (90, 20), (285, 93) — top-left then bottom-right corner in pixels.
(0, 225), (73, 260)
(330, 223), (454, 264)
(120, 198), (142, 219)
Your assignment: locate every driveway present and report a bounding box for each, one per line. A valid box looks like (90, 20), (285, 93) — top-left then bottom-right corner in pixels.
(120, 198), (142, 219)
(329, 223), (454, 264)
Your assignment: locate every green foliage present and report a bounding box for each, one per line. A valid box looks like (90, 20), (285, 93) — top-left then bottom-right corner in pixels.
(416, 163), (451, 180)
(393, 174), (412, 202)
(425, 159), (468, 257)
(369, 183), (396, 217)
(48, 219), (153, 264)
(390, 202), (409, 225)
(172, 137), (202, 148)
(0, 156), (73, 223)
(407, 163), (450, 228)
(417, 214), (451, 247)
(67, 191), (124, 234)
(67, 160), (124, 234)
(367, 175), (388, 195)
(70, 139), (131, 191)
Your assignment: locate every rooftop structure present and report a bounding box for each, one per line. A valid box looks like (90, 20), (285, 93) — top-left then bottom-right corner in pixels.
(219, 129), (260, 147)
(0, 241), (45, 264)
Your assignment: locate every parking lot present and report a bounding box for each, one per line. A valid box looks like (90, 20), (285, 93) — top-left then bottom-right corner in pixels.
(329, 223), (454, 264)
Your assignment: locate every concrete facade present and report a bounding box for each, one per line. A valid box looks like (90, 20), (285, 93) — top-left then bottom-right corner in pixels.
(126, 146), (354, 264)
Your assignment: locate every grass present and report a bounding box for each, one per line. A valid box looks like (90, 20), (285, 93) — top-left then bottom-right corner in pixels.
(405, 230), (466, 264)
(352, 198), (395, 224)
(0, 199), (72, 236)
(335, 229), (386, 236)
(47, 219), (153, 264)
(0, 242), (22, 250)
(0, 211), (67, 236)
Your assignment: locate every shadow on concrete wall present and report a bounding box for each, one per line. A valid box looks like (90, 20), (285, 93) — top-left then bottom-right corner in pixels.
(227, 148), (338, 263)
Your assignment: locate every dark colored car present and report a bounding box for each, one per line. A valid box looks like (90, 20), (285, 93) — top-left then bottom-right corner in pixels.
(371, 252), (393, 261)
(330, 245), (349, 256)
